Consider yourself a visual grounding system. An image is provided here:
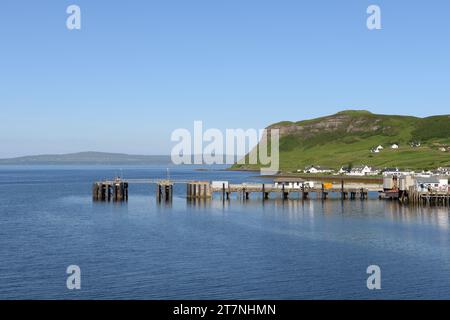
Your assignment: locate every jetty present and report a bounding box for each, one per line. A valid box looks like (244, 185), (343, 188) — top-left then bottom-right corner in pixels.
(92, 177), (371, 202)
(92, 175), (449, 207)
(380, 175), (450, 206)
(407, 188), (450, 206)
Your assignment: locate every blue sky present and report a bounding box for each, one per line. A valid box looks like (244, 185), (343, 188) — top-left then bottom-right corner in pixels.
(0, 0), (449, 157)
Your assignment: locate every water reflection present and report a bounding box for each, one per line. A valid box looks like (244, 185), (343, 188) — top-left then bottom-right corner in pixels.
(181, 195), (450, 230)
(384, 201), (450, 230)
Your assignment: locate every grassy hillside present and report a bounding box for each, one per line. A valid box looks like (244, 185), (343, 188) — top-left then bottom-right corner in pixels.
(234, 110), (450, 172)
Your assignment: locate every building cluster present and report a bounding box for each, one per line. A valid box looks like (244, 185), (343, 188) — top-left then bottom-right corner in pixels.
(369, 142), (449, 153)
(384, 174), (449, 193)
(299, 165), (450, 178)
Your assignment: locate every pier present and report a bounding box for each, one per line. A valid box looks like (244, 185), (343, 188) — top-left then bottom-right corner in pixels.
(209, 183), (369, 200)
(92, 176), (449, 206)
(157, 180), (173, 202)
(92, 178), (371, 202)
(92, 178), (128, 202)
(407, 187), (450, 206)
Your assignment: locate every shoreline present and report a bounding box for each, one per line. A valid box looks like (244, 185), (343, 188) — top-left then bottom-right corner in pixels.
(258, 173), (383, 184)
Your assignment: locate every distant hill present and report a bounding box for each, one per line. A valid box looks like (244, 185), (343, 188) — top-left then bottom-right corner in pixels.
(233, 110), (450, 172)
(0, 152), (172, 165)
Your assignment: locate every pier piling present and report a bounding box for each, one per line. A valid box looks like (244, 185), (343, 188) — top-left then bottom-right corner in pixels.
(93, 179), (128, 202)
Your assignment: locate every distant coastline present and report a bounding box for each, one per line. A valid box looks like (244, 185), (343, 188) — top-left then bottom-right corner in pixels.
(0, 152), (172, 165)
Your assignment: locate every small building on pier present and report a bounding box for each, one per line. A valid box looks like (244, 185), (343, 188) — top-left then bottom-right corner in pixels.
(415, 176), (449, 192)
(211, 181), (229, 189)
(273, 177), (306, 189)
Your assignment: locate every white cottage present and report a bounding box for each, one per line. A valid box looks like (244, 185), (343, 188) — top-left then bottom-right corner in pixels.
(303, 166), (334, 174)
(371, 145), (384, 153)
(338, 166), (351, 174)
(347, 165), (374, 176)
(437, 167), (450, 176)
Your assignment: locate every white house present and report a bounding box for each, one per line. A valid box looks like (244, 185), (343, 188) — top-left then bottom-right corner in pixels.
(382, 168), (400, 176)
(366, 168), (381, 176)
(382, 168), (414, 177)
(303, 165), (334, 174)
(439, 147), (447, 152)
(391, 143), (399, 149)
(338, 166), (351, 174)
(415, 170), (433, 178)
(347, 165), (375, 176)
(437, 167), (450, 176)
(371, 145), (384, 153)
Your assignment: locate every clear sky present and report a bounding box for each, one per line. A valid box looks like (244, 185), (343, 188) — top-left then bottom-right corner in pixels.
(1, 0), (449, 157)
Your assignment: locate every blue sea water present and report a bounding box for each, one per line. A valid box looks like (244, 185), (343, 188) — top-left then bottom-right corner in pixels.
(0, 165), (449, 300)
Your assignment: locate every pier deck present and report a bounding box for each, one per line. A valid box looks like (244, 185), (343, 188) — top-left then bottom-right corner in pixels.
(92, 178), (449, 206)
(407, 188), (450, 206)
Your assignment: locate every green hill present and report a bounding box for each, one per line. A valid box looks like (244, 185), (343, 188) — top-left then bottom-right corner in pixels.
(233, 110), (450, 172)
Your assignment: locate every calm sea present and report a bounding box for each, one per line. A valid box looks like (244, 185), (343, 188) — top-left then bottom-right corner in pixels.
(0, 165), (449, 299)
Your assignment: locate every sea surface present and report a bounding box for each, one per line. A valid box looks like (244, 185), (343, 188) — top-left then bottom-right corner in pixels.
(0, 165), (449, 299)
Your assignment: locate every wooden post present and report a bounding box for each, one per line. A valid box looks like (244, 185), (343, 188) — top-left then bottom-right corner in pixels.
(222, 183), (225, 201)
(157, 184), (162, 202)
(92, 183), (98, 201)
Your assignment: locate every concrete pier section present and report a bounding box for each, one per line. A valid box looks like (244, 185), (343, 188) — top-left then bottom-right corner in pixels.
(92, 178), (128, 202)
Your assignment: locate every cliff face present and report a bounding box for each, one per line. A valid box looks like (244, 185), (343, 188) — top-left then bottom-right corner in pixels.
(235, 110), (450, 171)
(268, 111), (411, 137)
